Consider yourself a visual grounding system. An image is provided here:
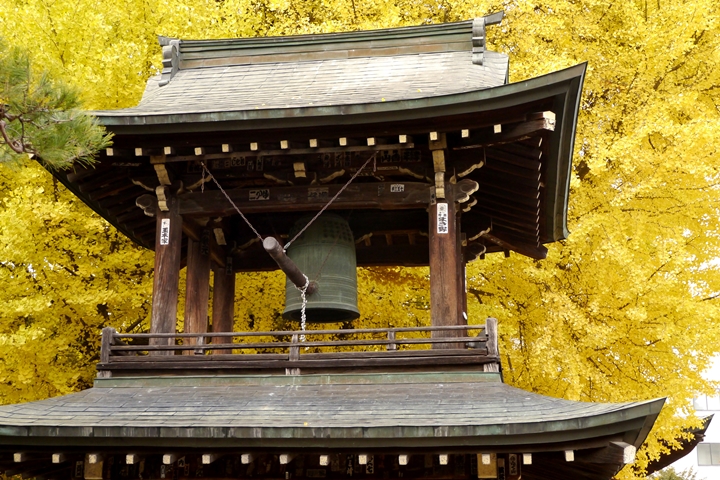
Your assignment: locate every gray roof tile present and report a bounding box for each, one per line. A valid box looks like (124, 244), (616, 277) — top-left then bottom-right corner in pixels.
(96, 50), (507, 118)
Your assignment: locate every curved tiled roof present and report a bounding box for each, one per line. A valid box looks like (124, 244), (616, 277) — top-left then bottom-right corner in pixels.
(0, 372), (663, 449)
(106, 51), (508, 118)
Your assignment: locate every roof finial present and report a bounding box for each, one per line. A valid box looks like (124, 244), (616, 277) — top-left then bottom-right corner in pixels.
(472, 11), (504, 66)
(158, 36), (180, 86)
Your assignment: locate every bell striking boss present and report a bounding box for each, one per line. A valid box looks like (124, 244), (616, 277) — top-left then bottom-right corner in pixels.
(283, 214), (360, 323)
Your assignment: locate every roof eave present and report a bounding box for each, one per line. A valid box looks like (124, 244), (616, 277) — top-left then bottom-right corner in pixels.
(92, 63), (584, 134)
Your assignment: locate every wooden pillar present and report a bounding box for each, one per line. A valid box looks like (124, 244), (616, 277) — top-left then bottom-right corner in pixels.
(428, 132), (462, 347)
(212, 258), (236, 352)
(429, 194), (462, 347)
(150, 190), (183, 352)
(183, 229), (212, 351)
(456, 214), (468, 325)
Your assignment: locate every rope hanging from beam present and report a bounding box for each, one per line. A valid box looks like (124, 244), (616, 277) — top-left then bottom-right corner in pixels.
(282, 152), (377, 251)
(199, 154), (376, 332)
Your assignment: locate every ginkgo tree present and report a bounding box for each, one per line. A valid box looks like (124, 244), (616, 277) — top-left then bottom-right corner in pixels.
(0, 0), (719, 478)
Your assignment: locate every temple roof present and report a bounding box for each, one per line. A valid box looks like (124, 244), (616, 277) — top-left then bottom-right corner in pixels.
(95, 17), (508, 128)
(0, 372), (663, 449)
(57, 16), (586, 263)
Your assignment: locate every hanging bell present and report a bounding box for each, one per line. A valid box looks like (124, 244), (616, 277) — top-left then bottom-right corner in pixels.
(283, 214), (360, 323)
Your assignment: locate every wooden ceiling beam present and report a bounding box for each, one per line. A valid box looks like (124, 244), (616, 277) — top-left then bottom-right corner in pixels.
(176, 182), (434, 217)
(575, 441), (636, 465)
(453, 112), (556, 150)
(150, 142), (418, 164)
(480, 232), (547, 260)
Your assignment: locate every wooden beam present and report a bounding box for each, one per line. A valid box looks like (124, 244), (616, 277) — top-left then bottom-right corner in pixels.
(241, 454), (255, 464)
(126, 454), (142, 465)
(158, 142), (417, 164)
(150, 191), (183, 354)
(398, 455), (409, 466)
(264, 237), (317, 295)
(480, 232), (547, 260)
(429, 192), (462, 348)
(178, 182), (433, 217)
(319, 455), (330, 466)
(163, 454), (177, 465)
(181, 218), (225, 268)
(454, 113), (556, 150)
(279, 454), (295, 465)
(577, 441), (637, 464)
(202, 454), (221, 464)
(438, 454), (448, 465)
(183, 230), (211, 353)
(51, 453), (66, 464)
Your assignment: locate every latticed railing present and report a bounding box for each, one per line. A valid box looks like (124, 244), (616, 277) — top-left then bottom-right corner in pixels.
(97, 319), (499, 377)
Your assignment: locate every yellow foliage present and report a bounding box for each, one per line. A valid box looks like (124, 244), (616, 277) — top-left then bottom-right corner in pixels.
(1, 0), (720, 478)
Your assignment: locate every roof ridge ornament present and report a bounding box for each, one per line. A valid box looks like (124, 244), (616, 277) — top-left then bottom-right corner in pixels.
(472, 11), (504, 66)
(158, 36), (180, 87)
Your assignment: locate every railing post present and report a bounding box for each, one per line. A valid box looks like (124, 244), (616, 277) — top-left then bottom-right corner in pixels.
(100, 327), (116, 364)
(286, 334), (301, 376)
(483, 318), (500, 372)
(387, 330), (397, 351)
(194, 335), (205, 355)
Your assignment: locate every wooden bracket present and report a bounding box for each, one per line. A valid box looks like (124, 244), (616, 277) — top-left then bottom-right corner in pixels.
(136, 194), (158, 217)
(213, 227), (227, 245)
(152, 154), (172, 186)
(432, 148), (446, 199)
(293, 161), (307, 178)
(434, 172), (445, 199)
(156, 186), (170, 212)
(462, 197), (477, 213)
(131, 178), (157, 192)
(453, 179), (479, 204)
(153, 164), (172, 186)
(456, 148), (486, 178)
(432, 150), (446, 172)
(464, 241), (487, 262)
(429, 132), (447, 150)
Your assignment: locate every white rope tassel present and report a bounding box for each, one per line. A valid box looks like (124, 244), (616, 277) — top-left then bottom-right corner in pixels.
(296, 274), (309, 342)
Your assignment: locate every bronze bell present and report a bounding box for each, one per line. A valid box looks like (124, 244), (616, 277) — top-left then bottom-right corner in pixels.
(282, 214), (360, 323)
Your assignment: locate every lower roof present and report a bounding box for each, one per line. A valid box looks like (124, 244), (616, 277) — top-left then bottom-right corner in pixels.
(0, 371), (662, 450)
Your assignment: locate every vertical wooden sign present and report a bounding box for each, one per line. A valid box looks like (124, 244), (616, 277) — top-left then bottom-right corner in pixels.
(507, 454), (520, 479)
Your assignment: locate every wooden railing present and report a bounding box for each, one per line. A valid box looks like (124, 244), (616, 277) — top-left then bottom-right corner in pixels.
(97, 319), (499, 377)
